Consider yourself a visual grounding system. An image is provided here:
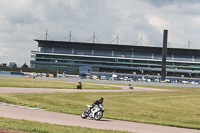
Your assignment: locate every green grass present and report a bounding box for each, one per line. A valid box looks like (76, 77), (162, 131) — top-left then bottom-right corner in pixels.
(1, 87), (200, 130)
(0, 117), (128, 133)
(0, 77), (121, 90)
(1, 77), (200, 130)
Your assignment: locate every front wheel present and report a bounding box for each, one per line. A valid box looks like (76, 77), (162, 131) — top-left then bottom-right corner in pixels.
(81, 110), (88, 119)
(94, 111), (103, 120)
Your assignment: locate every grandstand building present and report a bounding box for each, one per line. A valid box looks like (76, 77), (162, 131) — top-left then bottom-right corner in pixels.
(31, 39), (200, 81)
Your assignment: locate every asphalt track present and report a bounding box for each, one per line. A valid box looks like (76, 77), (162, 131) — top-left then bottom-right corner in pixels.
(0, 85), (169, 93)
(0, 86), (199, 133)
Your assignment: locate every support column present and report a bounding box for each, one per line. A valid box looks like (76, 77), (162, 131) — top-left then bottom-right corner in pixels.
(161, 30), (168, 81)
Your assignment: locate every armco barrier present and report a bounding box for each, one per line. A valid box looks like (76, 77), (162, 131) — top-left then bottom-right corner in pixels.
(0, 71), (23, 75)
(0, 71), (11, 74)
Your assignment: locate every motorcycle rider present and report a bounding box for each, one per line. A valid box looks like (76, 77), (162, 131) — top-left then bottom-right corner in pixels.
(88, 97), (104, 114)
(129, 84), (133, 89)
(77, 80), (82, 89)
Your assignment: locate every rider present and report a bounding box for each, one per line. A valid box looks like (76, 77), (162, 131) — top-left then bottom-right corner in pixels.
(77, 80), (82, 89)
(89, 97), (104, 114)
(129, 84), (133, 89)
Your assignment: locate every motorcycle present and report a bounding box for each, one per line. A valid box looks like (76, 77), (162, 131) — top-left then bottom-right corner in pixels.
(81, 104), (105, 120)
(129, 84), (133, 89)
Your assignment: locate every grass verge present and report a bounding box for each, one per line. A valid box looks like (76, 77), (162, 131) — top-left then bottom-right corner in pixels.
(0, 117), (129, 133)
(0, 87), (200, 129)
(0, 77), (121, 90)
(1, 77), (200, 130)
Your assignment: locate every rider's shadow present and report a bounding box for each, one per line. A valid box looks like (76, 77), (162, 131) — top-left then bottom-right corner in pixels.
(100, 119), (111, 122)
(88, 118), (111, 122)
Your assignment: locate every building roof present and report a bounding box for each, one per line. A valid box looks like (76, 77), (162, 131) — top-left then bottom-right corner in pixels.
(34, 39), (200, 54)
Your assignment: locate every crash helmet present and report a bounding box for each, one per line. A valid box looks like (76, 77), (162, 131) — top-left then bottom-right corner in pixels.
(99, 97), (104, 103)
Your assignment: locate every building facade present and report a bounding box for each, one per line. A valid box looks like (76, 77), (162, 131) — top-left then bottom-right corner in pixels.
(31, 40), (200, 80)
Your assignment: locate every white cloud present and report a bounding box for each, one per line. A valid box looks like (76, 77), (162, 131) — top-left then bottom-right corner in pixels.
(0, 0), (200, 66)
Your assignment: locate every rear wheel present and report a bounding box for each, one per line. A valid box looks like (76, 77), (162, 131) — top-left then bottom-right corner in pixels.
(81, 110), (88, 119)
(94, 111), (103, 120)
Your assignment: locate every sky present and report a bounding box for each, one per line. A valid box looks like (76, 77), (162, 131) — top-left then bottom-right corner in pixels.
(1, 0), (200, 66)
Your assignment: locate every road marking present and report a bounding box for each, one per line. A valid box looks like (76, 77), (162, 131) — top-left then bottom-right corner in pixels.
(0, 102), (45, 111)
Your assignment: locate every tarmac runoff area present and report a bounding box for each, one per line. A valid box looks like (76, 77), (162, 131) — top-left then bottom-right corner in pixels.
(0, 86), (199, 133)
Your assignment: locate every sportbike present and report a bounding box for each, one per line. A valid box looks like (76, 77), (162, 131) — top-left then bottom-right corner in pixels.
(81, 104), (105, 120)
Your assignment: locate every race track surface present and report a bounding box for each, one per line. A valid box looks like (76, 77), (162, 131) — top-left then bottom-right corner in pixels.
(0, 85), (169, 94)
(0, 104), (199, 133)
(0, 86), (199, 133)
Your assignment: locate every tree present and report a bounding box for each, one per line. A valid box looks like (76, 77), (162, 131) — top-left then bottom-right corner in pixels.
(21, 63), (29, 69)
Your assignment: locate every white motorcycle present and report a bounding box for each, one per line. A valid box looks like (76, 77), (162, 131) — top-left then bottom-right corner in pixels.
(81, 104), (105, 120)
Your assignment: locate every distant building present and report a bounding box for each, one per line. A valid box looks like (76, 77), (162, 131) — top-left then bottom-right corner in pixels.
(31, 39), (200, 79)
(9, 62), (17, 67)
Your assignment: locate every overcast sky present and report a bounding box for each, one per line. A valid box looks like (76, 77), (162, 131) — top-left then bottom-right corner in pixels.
(1, 0), (200, 66)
